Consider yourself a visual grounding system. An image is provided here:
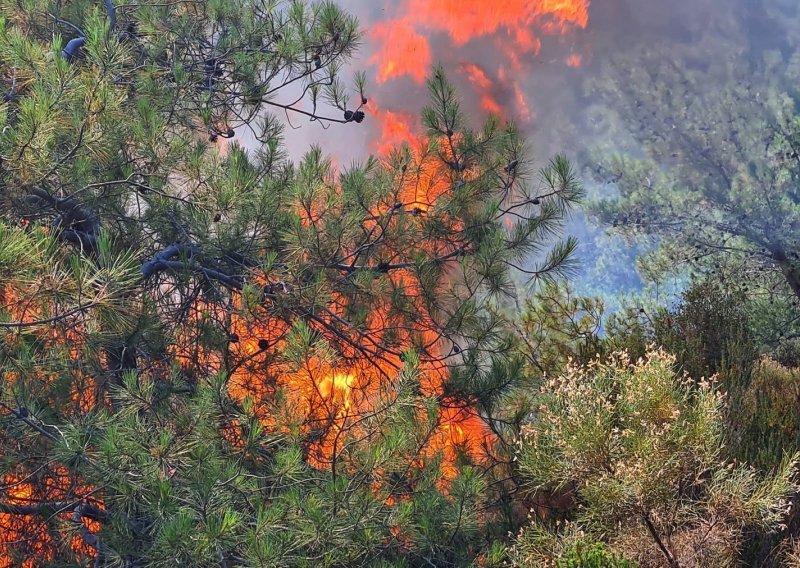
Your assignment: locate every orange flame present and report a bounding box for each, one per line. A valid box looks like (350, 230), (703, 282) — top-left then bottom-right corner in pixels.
(170, 261), (487, 476)
(369, 21), (431, 84)
(566, 53), (582, 67)
(371, 104), (419, 156)
(459, 63), (504, 116)
(0, 470), (101, 566)
(1, 282), (102, 565)
(367, 0), (589, 171)
(1, 2), (592, 560)
(369, 0), (590, 86)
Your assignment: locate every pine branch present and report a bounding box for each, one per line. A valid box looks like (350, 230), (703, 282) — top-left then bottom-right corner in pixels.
(0, 302), (99, 328)
(0, 500), (107, 521)
(0, 402), (59, 441)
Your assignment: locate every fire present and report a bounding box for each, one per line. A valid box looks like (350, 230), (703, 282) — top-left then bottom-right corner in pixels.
(1, 282), (102, 565)
(161, 127), (489, 478)
(318, 372), (357, 409)
(0, 477), (48, 568)
(2, 283), (101, 412)
(366, 0), (590, 172)
(369, 0), (590, 86)
(371, 105), (419, 156)
(460, 63), (504, 116)
(265, 0), (589, 475)
(171, 263), (487, 475)
(1, 1), (593, 561)
(0, 470), (100, 566)
(369, 21), (431, 84)
(566, 53), (582, 67)
(512, 81), (532, 121)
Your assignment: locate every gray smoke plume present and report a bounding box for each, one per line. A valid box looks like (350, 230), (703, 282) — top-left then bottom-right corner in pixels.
(252, 0), (788, 308)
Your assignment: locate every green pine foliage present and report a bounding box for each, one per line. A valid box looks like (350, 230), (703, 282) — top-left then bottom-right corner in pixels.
(555, 543), (635, 568)
(0, 0), (582, 565)
(2, 0), (800, 566)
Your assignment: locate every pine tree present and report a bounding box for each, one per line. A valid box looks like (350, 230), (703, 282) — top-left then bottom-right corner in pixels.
(584, 2), (800, 305)
(0, 1), (581, 565)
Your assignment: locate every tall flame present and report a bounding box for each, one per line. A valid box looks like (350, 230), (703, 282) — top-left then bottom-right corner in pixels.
(460, 63), (504, 117)
(365, 0), (590, 160)
(369, 0), (589, 85)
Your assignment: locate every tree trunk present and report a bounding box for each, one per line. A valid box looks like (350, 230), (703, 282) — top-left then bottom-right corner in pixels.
(769, 248), (800, 302)
(642, 512), (680, 568)
(781, 262), (800, 302)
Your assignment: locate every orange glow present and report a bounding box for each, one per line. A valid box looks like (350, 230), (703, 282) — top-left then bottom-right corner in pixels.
(0, 476), (49, 568)
(0, 470), (100, 566)
(366, 0), (590, 187)
(170, 264), (488, 474)
(1, 282), (102, 565)
(371, 105), (419, 156)
(512, 81), (532, 122)
(2, 2), (593, 560)
(2, 283), (102, 413)
(163, 126), (489, 478)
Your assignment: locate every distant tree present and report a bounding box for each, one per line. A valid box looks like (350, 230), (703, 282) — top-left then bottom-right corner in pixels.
(585, 9), (800, 305)
(512, 349), (798, 568)
(605, 279), (757, 388)
(0, 0), (581, 564)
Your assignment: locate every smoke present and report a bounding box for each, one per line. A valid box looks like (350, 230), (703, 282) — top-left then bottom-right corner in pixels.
(276, 0), (590, 163)
(259, 0), (785, 308)
(278, 0), (745, 157)
(274, 0), (783, 161)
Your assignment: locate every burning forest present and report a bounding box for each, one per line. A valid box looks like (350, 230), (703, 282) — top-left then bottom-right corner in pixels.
(3, 0), (800, 566)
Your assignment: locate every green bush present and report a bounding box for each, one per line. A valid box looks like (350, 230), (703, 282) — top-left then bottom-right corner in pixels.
(737, 358), (800, 470)
(556, 543), (635, 568)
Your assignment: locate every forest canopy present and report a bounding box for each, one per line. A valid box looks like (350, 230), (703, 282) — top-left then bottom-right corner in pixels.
(1, 0), (800, 567)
